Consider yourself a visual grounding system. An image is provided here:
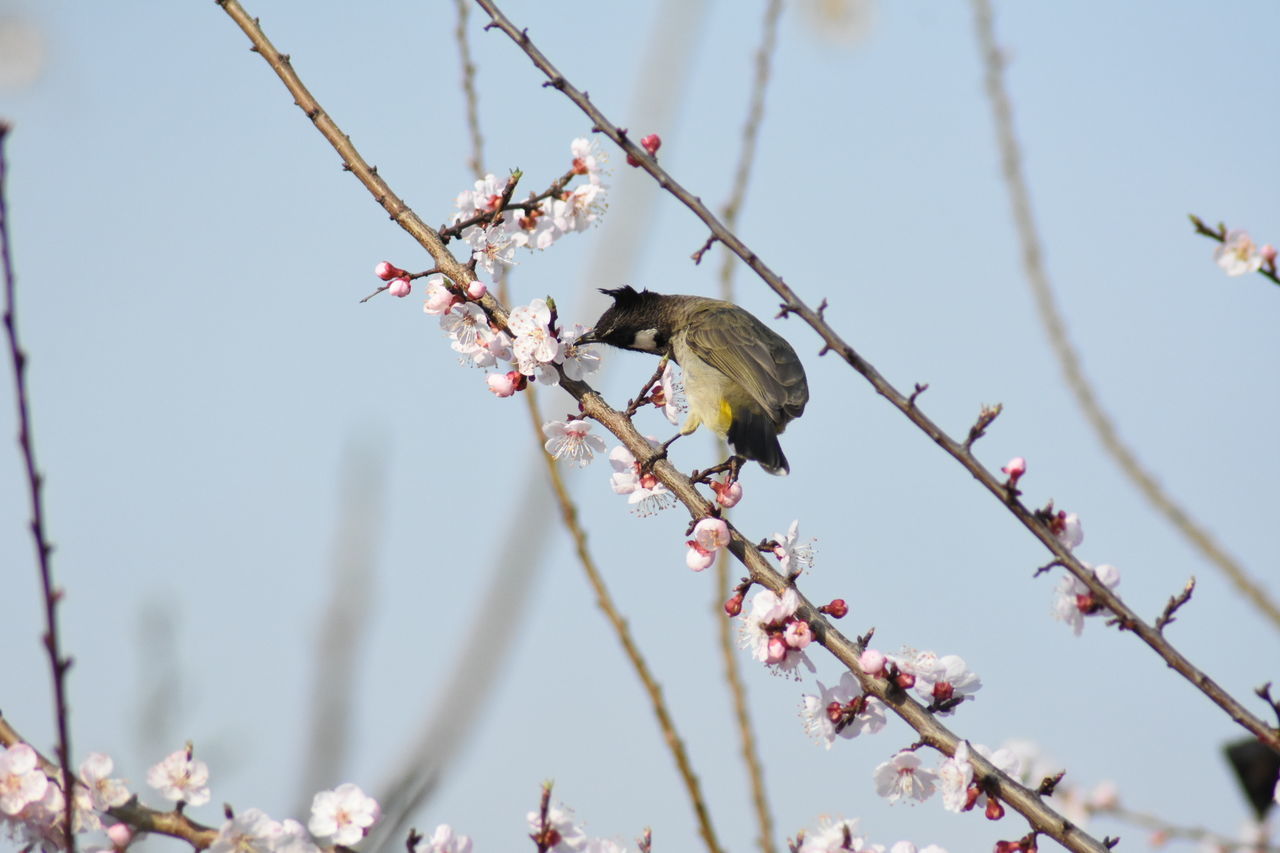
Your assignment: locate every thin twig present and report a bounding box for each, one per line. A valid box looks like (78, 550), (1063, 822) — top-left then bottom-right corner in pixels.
(472, 0), (1280, 756)
(971, 0), (1280, 631)
(523, 383), (724, 853)
(1155, 577), (1195, 633)
(0, 123), (77, 853)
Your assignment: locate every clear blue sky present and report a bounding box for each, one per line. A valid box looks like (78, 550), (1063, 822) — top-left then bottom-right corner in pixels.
(1, 1), (1277, 851)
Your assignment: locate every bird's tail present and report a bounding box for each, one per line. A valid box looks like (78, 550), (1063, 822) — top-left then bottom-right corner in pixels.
(727, 407), (789, 475)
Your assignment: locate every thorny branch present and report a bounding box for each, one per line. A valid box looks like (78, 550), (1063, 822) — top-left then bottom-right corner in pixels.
(471, 0), (1280, 759)
(0, 123), (78, 853)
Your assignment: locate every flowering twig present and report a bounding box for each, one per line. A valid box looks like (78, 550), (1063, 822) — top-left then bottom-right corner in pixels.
(0, 123), (77, 853)
(473, 0), (1280, 755)
(971, 0), (1280, 633)
(522, 383), (724, 853)
(436, 166), (576, 243)
(1189, 214), (1280, 287)
(0, 715), (219, 850)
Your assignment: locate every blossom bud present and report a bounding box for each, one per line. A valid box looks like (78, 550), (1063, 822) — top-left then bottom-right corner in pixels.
(723, 593), (744, 617)
(784, 619), (812, 649)
(1262, 244), (1278, 265)
(1001, 456), (1026, 482)
(686, 544), (715, 572)
(486, 371), (523, 398)
(375, 261), (407, 281)
(626, 152), (642, 167)
(860, 648), (886, 676)
(388, 277), (412, 298)
(711, 478), (743, 508)
(692, 517), (731, 552)
(106, 824), (133, 849)
(641, 134), (662, 155)
(467, 280), (488, 300)
(985, 797), (1005, 820)
(820, 598), (848, 618)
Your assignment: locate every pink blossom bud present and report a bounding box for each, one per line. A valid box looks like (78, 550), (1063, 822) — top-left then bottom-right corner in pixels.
(641, 134), (662, 155)
(692, 517), (731, 552)
(686, 544), (715, 572)
(894, 671), (916, 690)
(423, 281), (458, 315)
(766, 636), (788, 664)
(486, 371), (521, 397)
(1262, 244), (1278, 265)
(985, 797), (1005, 821)
(626, 152), (642, 168)
(860, 648), (886, 676)
(783, 619), (812, 649)
(375, 261), (407, 281)
(106, 823), (133, 848)
(826, 700), (844, 723)
(711, 479), (743, 508)
(723, 592), (743, 617)
(467, 280), (488, 300)
(820, 598), (848, 618)
(1001, 457), (1026, 479)
(388, 277), (412, 298)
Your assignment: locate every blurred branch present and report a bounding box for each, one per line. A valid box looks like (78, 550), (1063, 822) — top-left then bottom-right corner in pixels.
(713, 4), (784, 852)
(471, 0), (1280, 756)
(970, 0), (1280, 632)
(1089, 800), (1278, 852)
(296, 442), (385, 812)
(453, 0), (485, 180)
(716, 0), (781, 303)
(0, 122), (77, 853)
(522, 384), (725, 853)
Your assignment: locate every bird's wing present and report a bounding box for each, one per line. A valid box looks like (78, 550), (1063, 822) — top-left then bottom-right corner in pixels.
(684, 306), (808, 423)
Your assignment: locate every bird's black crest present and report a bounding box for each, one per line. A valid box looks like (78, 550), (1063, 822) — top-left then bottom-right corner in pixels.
(598, 285), (645, 303)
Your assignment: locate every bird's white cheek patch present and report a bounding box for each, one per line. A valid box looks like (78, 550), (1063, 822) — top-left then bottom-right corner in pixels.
(631, 328), (661, 352)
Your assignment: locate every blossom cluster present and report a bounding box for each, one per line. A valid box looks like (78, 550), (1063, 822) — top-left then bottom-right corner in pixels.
(0, 745), (131, 850)
(0, 742), (381, 853)
(455, 138), (608, 278)
(739, 586), (816, 677)
(424, 290), (601, 396)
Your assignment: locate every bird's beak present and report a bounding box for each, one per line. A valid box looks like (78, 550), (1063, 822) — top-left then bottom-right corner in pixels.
(573, 328), (600, 345)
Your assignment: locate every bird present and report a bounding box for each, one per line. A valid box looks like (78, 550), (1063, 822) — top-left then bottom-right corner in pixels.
(576, 285), (808, 475)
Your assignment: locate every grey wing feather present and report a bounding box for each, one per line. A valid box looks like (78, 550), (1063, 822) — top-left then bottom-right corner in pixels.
(685, 306), (809, 424)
